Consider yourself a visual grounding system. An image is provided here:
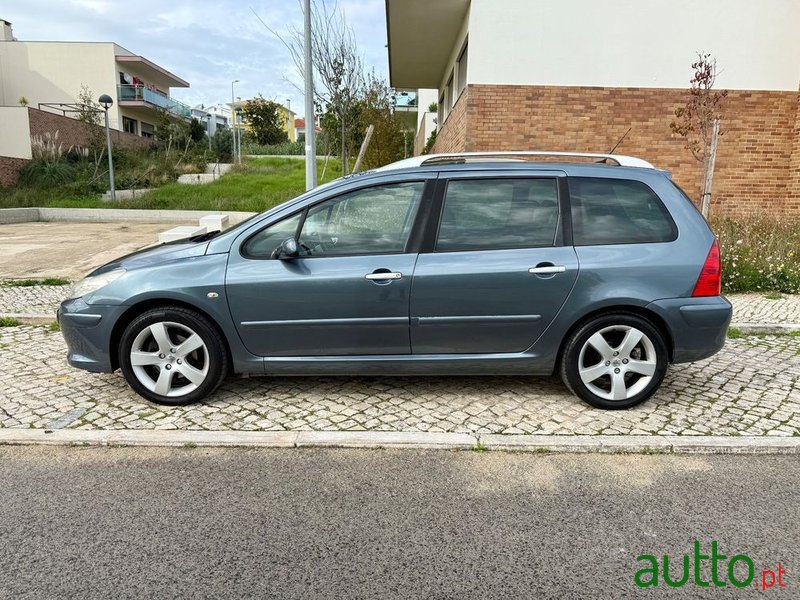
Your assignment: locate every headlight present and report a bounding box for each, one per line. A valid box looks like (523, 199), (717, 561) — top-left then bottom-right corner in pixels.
(67, 268), (126, 300)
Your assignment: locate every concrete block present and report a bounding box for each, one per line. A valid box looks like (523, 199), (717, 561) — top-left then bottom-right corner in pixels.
(199, 214), (229, 232)
(177, 174), (216, 185)
(158, 225), (206, 243)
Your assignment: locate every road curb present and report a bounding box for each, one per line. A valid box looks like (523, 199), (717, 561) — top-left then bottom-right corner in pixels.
(0, 312), (54, 324)
(1, 429), (799, 454)
(730, 322), (800, 334)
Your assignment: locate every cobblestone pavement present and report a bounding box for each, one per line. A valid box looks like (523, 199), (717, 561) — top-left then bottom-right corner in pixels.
(2, 284), (798, 325)
(1, 324), (798, 436)
(0, 284), (68, 315)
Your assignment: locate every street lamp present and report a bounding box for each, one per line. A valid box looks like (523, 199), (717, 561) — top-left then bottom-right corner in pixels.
(230, 80), (239, 163)
(98, 93), (115, 202)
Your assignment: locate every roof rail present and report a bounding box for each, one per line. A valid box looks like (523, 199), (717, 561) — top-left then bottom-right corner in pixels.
(376, 151), (655, 171)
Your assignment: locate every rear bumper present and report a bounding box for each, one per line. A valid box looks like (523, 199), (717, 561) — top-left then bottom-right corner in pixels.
(58, 298), (126, 373)
(646, 296), (732, 363)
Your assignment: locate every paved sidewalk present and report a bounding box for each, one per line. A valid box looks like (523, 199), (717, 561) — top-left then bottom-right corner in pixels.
(1, 324), (798, 437)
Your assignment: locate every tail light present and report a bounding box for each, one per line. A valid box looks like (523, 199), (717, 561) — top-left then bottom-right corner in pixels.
(691, 239), (722, 297)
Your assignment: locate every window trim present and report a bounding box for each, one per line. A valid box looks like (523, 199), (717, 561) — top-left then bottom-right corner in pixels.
(567, 176), (679, 247)
(239, 179), (434, 260)
(430, 175), (565, 254)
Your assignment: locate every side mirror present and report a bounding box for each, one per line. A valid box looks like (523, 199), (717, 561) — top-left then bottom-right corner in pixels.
(273, 237), (299, 260)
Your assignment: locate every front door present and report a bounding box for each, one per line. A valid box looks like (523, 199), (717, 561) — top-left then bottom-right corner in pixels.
(410, 175), (579, 354)
(226, 180), (428, 357)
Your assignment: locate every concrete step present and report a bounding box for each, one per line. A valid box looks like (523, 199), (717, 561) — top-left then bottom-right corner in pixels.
(158, 225), (207, 243)
(199, 214), (229, 232)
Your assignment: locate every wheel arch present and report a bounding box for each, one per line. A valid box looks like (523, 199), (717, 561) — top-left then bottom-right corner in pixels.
(109, 298), (233, 372)
(554, 304), (675, 373)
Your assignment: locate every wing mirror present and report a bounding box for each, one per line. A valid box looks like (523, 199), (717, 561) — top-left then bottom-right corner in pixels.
(273, 237), (299, 260)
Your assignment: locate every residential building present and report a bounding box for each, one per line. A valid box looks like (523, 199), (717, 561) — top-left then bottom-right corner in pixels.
(192, 103), (230, 137)
(229, 98), (297, 142)
(386, 0), (800, 217)
(294, 116), (320, 141)
(0, 18), (191, 138)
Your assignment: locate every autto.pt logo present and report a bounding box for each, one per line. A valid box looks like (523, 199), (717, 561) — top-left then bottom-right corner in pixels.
(635, 541), (788, 590)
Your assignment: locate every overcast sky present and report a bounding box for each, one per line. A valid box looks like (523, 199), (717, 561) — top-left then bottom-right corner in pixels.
(2, 0), (388, 117)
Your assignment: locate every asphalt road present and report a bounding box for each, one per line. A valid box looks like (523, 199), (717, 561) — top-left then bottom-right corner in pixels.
(0, 447), (798, 599)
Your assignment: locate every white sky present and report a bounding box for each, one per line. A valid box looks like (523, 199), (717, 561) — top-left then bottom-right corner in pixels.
(2, 0), (389, 117)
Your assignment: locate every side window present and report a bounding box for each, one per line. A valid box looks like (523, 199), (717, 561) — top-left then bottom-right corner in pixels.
(569, 177), (677, 245)
(435, 178), (559, 252)
(297, 181), (425, 257)
(242, 212), (303, 258)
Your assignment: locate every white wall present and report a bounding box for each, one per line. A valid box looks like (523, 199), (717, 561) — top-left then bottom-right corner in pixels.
(0, 107), (31, 159)
(468, 0), (800, 91)
(0, 42), (121, 128)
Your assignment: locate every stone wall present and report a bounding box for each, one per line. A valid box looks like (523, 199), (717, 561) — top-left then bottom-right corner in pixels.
(27, 107), (151, 150)
(0, 156), (28, 187)
(432, 84), (800, 218)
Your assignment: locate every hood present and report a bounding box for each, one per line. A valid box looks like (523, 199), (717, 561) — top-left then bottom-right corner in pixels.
(89, 238), (212, 276)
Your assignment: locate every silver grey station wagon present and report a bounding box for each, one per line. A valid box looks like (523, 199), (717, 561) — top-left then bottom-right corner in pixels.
(59, 151), (732, 409)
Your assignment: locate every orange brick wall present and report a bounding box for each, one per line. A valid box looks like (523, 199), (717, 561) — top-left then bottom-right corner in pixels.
(432, 84), (800, 218)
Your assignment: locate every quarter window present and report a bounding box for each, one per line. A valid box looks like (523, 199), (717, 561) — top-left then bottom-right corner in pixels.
(568, 178), (677, 245)
(436, 178), (560, 252)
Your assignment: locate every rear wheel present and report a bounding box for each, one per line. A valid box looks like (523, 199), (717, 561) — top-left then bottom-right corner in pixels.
(119, 307), (228, 405)
(560, 313), (668, 409)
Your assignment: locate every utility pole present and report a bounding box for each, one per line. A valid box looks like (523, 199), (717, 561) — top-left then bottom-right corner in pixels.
(230, 80), (239, 163)
(303, 0), (317, 189)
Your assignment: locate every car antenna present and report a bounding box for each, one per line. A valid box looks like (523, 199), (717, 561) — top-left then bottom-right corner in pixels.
(597, 127), (632, 163)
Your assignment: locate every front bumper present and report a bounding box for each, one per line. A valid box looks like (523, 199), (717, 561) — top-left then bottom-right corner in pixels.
(646, 296), (733, 363)
(58, 298), (127, 373)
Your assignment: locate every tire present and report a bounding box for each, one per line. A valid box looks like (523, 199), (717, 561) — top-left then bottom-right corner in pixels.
(119, 306), (228, 406)
(559, 313), (668, 410)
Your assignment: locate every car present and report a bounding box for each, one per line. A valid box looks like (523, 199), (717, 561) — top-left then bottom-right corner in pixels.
(58, 151), (731, 409)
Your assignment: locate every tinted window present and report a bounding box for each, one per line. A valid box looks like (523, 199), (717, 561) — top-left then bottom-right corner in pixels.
(436, 178), (559, 252)
(569, 178), (677, 245)
(297, 181), (424, 257)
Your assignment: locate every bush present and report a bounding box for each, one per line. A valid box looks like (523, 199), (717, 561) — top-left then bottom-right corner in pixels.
(712, 217), (800, 294)
(18, 158), (77, 187)
(211, 129), (234, 162)
(243, 140), (305, 156)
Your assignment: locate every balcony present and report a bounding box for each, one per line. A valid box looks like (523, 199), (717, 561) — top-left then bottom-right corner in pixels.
(117, 85), (191, 119)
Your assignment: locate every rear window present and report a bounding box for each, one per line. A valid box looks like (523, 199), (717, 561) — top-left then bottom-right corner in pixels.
(568, 177), (677, 246)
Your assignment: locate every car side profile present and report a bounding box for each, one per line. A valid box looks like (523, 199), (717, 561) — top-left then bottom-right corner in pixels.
(58, 151), (732, 409)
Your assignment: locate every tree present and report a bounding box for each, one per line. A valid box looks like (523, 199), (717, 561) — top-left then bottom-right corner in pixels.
(241, 96), (288, 146)
(670, 53), (727, 217)
(189, 118), (207, 144)
(355, 73), (405, 169)
(255, 0), (364, 173)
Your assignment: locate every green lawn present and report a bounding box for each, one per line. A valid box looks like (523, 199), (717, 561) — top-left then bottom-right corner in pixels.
(0, 157), (343, 213)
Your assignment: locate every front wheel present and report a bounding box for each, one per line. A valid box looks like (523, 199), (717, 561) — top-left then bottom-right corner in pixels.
(119, 307), (228, 405)
(560, 313), (668, 409)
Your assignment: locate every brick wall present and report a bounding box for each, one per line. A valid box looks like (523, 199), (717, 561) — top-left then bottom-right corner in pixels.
(0, 157), (28, 187)
(27, 108), (152, 150)
(432, 83), (800, 218)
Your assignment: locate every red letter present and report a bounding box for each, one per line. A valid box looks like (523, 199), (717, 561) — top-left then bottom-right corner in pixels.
(761, 570), (775, 590)
(777, 563), (786, 588)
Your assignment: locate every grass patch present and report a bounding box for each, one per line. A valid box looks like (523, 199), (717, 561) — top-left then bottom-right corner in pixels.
(0, 317), (22, 327)
(0, 157), (343, 213)
(472, 440), (489, 452)
(2, 277), (71, 287)
(183, 441), (198, 449)
(727, 328), (742, 339)
(46, 321), (60, 332)
(712, 217), (800, 294)
(763, 292), (784, 300)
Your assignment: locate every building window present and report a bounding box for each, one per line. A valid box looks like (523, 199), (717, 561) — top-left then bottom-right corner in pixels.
(122, 116), (138, 135)
(140, 122), (154, 138)
(438, 92), (445, 128)
(444, 71), (454, 118)
(456, 41), (468, 98)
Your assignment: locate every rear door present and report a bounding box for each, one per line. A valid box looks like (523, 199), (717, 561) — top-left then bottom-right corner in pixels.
(410, 171), (579, 354)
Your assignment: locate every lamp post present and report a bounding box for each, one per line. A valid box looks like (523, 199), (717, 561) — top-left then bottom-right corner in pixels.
(303, 0), (317, 189)
(230, 80), (239, 163)
(98, 94), (115, 202)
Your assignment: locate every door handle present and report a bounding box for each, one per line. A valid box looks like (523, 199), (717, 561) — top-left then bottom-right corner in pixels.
(528, 265), (567, 274)
(365, 272), (402, 281)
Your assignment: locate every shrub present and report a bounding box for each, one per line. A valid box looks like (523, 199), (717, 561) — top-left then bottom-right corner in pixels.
(18, 158), (77, 187)
(712, 217), (800, 294)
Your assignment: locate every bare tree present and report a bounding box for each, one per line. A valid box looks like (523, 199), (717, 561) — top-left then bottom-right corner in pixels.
(253, 0), (364, 174)
(670, 53), (728, 217)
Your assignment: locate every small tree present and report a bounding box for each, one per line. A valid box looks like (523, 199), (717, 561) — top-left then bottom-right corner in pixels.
(670, 53), (727, 217)
(356, 73), (405, 169)
(189, 118), (207, 144)
(241, 96), (288, 146)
